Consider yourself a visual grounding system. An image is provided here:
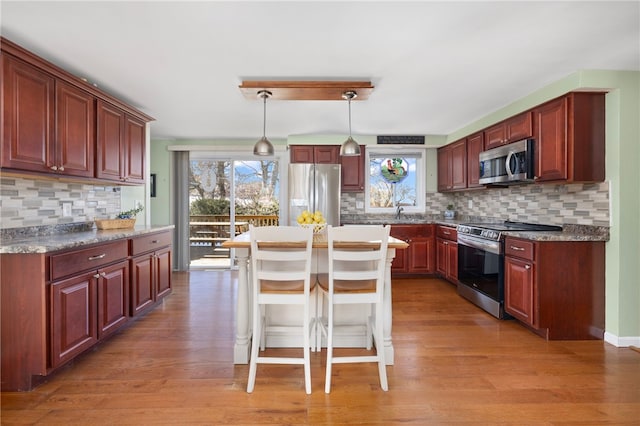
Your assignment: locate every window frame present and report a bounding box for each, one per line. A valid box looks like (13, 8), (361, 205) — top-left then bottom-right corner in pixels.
(364, 146), (426, 214)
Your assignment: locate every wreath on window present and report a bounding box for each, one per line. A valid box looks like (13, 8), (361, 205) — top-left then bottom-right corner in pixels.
(380, 158), (408, 183)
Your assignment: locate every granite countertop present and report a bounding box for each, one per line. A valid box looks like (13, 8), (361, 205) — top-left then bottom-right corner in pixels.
(340, 216), (609, 242)
(0, 225), (174, 254)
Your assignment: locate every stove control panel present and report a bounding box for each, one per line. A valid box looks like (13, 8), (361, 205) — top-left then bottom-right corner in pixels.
(457, 224), (501, 241)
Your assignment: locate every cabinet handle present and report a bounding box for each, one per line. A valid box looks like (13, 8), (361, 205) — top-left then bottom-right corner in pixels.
(509, 246), (525, 251)
(525, 265), (531, 270)
(101, 272), (107, 277)
(58, 166), (64, 171)
(93, 273), (101, 278)
(151, 240), (159, 244)
(88, 253), (107, 261)
(50, 166), (58, 171)
(443, 231), (450, 235)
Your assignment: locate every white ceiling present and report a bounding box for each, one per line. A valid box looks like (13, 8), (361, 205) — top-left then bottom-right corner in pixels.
(1, 1), (639, 142)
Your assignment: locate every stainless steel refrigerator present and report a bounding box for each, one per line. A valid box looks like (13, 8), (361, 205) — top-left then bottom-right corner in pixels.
(288, 163), (341, 226)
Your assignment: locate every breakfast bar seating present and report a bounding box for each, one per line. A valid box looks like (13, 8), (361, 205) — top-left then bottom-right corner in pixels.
(222, 226), (408, 367)
(317, 225), (391, 393)
(246, 225), (315, 394)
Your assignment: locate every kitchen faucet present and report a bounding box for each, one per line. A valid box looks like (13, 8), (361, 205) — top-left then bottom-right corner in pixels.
(395, 205), (404, 219)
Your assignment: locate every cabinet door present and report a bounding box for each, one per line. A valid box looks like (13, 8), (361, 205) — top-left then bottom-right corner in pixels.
(1, 54), (55, 172)
(314, 146), (340, 164)
(446, 242), (458, 282)
(55, 81), (95, 177)
(484, 122), (507, 150)
(437, 146), (451, 192)
(50, 272), (97, 368)
(450, 139), (467, 190)
(124, 115), (145, 183)
(96, 100), (124, 181)
(341, 145), (365, 192)
(436, 239), (447, 276)
(533, 97), (567, 182)
(155, 247), (172, 300)
(408, 237), (434, 273)
(466, 132), (484, 188)
(506, 111), (532, 141)
(97, 261), (129, 339)
(290, 145), (314, 163)
(130, 253), (155, 316)
(504, 256), (535, 326)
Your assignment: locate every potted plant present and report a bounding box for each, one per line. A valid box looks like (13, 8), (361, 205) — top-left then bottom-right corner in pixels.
(96, 205), (144, 229)
(444, 204), (456, 219)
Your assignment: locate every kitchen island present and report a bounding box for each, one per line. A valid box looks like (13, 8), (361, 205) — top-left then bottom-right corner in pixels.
(222, 230), (408, 365)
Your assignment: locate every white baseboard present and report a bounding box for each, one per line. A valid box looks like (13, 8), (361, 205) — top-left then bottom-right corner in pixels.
(604, 332), (640, 348)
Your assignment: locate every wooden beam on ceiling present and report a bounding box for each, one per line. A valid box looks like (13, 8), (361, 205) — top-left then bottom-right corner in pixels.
(239, 80), (374, 101)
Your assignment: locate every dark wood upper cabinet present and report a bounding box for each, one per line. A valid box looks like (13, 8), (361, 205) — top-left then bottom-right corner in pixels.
(96, 100), (145, 184)
(290, 145), (340, 164)
(1, 37), (152, 183)
(533, 92), (605, 183)
(484, 111), (533, 150)
(340, 145), (365, 192)
(466, 131), (484, 188)
(437, 138), (466, 192)
(1, 54), (55, 172)
(55, 80), (95, 177)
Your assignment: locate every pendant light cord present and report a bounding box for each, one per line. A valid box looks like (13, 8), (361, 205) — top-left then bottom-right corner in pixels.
(262, 91), (267, 138)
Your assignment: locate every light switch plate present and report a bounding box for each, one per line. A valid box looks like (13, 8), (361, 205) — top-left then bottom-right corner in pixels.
(62, 203), (72, 217)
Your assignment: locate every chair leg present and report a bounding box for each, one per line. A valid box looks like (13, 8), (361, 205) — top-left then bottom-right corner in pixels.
(366, 303), (373, 350)
(303, 300), (312, 395)
(260, 305), (266, 351)
(247, 301), (262, 393)
(324, 301), (334, 394)
(374, 302), (388, 391)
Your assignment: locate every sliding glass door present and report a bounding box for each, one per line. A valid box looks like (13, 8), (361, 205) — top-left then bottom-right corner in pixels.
(188, 155), (280, 269)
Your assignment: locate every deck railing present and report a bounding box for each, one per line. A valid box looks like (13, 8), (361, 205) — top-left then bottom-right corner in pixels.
(189, 215), (280, 260)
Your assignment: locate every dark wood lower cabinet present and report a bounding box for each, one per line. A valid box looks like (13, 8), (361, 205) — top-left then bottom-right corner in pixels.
(504, 237), (605, 340)
(130, 233), (172, 317)
(390, 224), (435, 276)
(50, 271), (98, 369)
(436, 225), (458, 283)
(1, 230), (172, 391)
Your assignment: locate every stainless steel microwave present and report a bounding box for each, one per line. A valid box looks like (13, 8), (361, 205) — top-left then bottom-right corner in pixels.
(478, 138), (535, 185)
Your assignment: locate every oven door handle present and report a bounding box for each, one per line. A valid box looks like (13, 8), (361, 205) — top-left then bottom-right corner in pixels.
(457, 234), (502, 255)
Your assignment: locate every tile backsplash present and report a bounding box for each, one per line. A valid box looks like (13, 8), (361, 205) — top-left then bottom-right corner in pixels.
(1, 176), (610, 231)
(0, 176), (121, 229)
(342, 182), (610, 227)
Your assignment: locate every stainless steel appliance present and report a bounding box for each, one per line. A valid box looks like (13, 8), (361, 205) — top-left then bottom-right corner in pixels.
(457, 221), (562, 319)
(479, 138), (535, 185)
(288, 163), (341, 226)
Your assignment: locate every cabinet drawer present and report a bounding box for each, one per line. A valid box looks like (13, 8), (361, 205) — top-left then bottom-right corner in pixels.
(505, 238), (534, 261)
(130, 231), (172, 256)
(50, 240), (128, 281)
(436, 225), (457, 241)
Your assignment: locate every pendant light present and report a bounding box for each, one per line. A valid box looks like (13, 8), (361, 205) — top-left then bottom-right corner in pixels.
(253, 90), (274, 156)
(340, 90), (361, 156)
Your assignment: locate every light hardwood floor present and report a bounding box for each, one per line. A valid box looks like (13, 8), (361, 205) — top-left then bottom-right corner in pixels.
(2, 271), (639, 425)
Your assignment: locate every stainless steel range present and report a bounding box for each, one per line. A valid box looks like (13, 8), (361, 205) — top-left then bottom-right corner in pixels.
(456, 221), (562, 319)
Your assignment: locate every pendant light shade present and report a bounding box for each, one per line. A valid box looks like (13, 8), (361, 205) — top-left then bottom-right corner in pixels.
(340, 91), (361, 156)
(253, 90), (274, 156)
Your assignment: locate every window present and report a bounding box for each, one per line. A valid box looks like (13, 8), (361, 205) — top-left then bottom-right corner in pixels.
(365, 147), (425, 214)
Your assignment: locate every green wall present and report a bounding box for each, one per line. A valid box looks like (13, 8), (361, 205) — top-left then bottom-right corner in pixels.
(150, 70), (640, 344)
